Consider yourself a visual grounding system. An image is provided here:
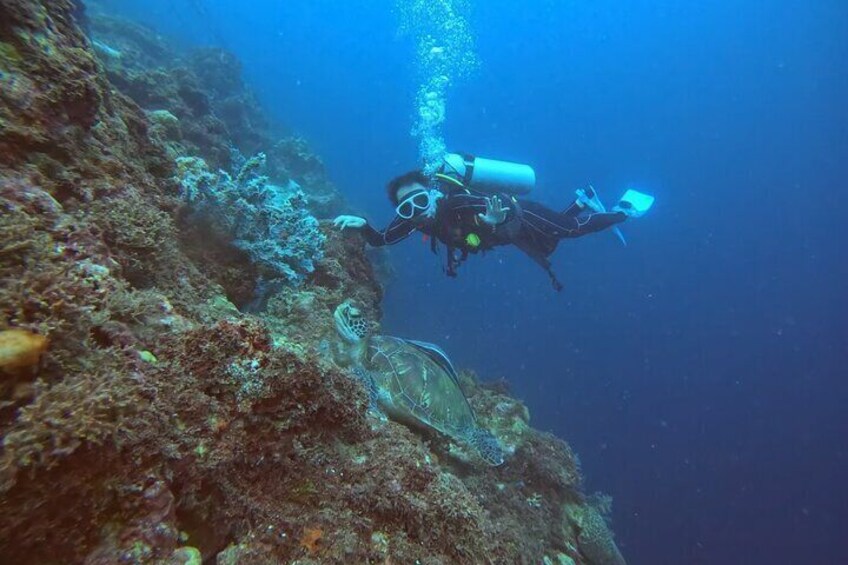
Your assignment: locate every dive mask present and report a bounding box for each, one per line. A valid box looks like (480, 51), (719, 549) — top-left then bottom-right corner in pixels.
(396, 189), (443, 220)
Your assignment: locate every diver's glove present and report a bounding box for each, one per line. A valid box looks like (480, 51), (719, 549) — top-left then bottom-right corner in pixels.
(477, 196), (511, 226)
(333, 215), (367, 230)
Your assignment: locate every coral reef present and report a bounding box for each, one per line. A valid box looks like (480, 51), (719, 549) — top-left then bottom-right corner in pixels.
(90, 15), (266, 171)
(0, 1), (626, 563)
(88, 13), (346, 218)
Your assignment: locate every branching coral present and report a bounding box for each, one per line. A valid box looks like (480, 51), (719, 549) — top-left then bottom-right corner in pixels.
(176, 155), (325, 295)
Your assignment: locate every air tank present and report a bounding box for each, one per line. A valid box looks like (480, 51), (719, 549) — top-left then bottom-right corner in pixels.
(441, 153), (535, 196)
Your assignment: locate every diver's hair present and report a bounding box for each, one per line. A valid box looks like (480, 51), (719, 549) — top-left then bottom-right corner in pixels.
(387, 170), (430, 205)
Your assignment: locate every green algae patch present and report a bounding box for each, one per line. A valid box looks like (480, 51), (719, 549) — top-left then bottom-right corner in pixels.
(204, 295), (241, 320)
(30, 31), (55, 57)
(138, 350), (158, 364)
(194, 443), (208, 458)
(171, 547), (202, 565)
(0, 42), (24, 70)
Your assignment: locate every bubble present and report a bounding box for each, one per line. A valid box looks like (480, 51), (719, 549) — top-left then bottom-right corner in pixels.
(398, 0), (478, 175)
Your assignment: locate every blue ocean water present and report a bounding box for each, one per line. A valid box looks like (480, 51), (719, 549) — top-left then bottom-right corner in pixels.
(102, 1), (848, 562)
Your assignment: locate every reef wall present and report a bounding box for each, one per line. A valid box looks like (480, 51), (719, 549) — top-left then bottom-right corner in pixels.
(0, 1), (625, 563)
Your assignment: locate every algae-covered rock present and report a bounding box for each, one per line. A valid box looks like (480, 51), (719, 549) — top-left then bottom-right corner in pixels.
(147, 108), (182, 141)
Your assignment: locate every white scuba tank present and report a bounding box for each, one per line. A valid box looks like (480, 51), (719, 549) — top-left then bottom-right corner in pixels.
(440, 153), (535, 196)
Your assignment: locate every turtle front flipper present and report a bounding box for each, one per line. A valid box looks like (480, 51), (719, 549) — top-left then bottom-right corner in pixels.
(466, 428), (505, 466)
(352, 366), (385, 419)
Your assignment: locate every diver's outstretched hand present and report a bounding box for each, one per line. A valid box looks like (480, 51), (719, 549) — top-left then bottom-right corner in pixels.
(478, 196), (510, 226)
(333, 215), (367, 230)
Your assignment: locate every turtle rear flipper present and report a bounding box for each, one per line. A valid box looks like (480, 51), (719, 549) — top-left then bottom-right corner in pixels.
(466, 428), (505, 466)
(352, 366), (383, 418)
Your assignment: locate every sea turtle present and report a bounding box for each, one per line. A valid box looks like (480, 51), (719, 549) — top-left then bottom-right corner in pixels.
(332, 301), (504, 466)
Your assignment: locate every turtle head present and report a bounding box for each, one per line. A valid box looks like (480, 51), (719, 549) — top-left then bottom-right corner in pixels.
(467, 428), (505, 467)
(334, 301), (371, 344)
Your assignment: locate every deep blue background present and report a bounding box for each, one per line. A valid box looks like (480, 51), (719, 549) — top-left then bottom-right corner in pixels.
(99, 1), (848, 562)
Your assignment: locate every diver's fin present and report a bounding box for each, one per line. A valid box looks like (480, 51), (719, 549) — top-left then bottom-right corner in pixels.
(613, 226), (627, 246)
(581, 185), (627, 247)
(402, 339), (461, 387)
(615, 189), (655, 218)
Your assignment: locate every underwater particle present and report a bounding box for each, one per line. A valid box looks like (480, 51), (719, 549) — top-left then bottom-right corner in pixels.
(138, 350), (158, 364)
(0, 329), (48, 373)
(299, 526), (322, 554)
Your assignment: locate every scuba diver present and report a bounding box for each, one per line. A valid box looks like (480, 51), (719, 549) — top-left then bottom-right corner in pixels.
(334, 153), (654, 291)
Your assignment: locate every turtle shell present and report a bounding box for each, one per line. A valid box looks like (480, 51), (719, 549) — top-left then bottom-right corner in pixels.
(367, 336), (476, 438)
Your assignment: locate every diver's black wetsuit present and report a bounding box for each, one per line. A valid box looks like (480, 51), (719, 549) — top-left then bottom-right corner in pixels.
(360, 187), (626, 290)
